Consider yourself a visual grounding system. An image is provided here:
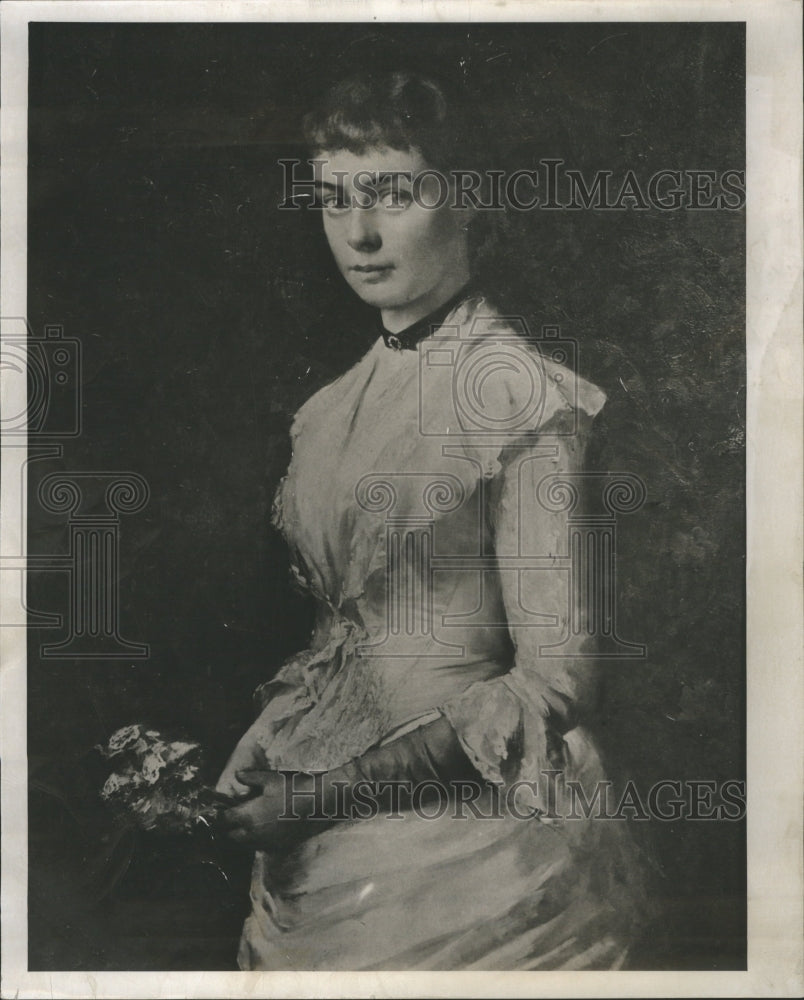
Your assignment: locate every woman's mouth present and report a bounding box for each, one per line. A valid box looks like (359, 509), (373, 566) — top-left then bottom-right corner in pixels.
(351, 264), (394, 282)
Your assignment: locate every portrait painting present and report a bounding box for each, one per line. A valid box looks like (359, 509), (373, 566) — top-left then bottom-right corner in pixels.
(0, 2), (801, 998)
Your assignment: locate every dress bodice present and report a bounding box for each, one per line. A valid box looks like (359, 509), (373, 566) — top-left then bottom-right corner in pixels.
(259, 295), (606, 770)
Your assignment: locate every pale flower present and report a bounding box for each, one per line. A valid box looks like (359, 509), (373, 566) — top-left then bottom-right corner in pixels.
(107, 724), (144, 753)
(164, 741), (198, 763)
(101, 772), (132, 798)
(141, 750), (167, 785)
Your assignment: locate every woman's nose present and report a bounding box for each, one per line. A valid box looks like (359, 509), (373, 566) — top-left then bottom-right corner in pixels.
(346, 208), (381, 253)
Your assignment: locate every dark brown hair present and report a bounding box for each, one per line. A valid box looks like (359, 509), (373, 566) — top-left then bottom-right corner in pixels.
(302, 70), (484, 176)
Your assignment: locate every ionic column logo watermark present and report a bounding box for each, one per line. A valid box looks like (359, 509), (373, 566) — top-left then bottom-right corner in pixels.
(35, 473), (150, 659)
(536, 471), (646, 657)
(354, 472), (466, 657)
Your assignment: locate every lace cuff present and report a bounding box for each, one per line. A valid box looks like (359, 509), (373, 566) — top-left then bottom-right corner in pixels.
(441, 674), (552, 786)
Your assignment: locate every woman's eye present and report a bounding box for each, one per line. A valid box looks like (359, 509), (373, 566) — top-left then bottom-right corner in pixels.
(379, 189), (412, 210)
(321, 196), (349, 213)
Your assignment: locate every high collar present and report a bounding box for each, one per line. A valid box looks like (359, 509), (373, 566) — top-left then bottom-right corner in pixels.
(377, 283), (477, 351)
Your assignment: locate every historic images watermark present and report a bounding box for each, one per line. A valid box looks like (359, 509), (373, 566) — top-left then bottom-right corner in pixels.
(278, 159), (746, 212)
(0, 316), (150, 657)
(277, 771), (747, 823)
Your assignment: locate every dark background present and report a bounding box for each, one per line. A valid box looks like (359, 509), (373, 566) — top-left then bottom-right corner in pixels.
(27, 21), (745, 971)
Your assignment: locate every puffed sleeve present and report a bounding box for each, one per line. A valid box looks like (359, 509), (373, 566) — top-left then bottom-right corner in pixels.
(440, 410), (600, 786)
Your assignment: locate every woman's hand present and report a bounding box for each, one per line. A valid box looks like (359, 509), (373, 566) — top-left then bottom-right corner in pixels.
(215, 724), (268, 800)
(216, 716), (480, 851)
(218, 769), (329, 851)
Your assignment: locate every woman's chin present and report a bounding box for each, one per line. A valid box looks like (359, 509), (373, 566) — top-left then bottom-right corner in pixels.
(342, 276), (401, 308)
(351, 288), (402, 309)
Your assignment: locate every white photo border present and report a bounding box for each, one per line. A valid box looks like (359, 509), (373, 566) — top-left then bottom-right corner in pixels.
(1, 1), (802, 997)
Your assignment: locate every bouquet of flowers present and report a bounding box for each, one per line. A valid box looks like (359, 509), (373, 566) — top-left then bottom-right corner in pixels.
(97, 724), (224, 835)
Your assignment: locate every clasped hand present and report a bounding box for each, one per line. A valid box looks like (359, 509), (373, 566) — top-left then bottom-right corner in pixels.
(215, 727), (328, 851)
(216, 768), (314, 850)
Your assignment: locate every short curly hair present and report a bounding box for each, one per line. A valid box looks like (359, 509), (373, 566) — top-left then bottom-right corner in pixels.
(302, 70), (485, 176)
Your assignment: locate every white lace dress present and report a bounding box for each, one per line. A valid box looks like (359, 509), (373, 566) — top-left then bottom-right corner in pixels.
(237, 295), (646, 970)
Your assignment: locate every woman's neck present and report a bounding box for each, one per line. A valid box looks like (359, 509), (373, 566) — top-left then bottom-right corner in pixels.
(380, 270), (472, 334)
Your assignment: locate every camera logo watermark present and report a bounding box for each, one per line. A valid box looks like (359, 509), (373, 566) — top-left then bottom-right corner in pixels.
(1, 320), (81, 438)
(1, 317), (150, 658)
(418, 320), (572, 437)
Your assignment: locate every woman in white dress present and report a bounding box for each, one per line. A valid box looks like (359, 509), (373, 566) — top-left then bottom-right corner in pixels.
(217, 71), (647, 970)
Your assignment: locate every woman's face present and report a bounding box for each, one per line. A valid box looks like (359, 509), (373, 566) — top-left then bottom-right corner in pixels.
(317, 146), (472, 325)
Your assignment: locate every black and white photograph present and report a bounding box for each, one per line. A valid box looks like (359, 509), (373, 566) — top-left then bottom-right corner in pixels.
(0, 1), (801, 996)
